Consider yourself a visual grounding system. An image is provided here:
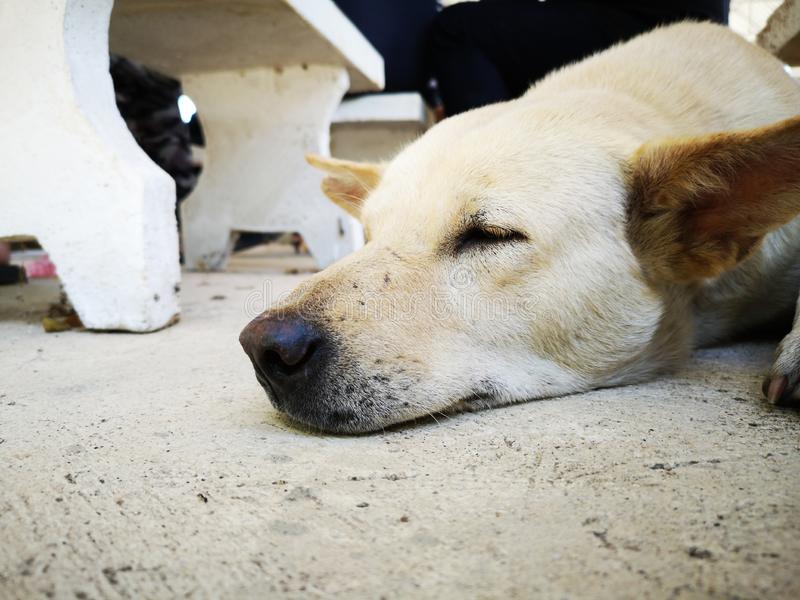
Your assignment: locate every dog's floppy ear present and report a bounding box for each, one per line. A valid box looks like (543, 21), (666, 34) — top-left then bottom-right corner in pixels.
(306, 154), (383, 219)
(626, 116), (800, 282)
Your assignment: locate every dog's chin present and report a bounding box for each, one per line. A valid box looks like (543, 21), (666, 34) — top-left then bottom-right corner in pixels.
(256, 380), (472, 434)
(251, 358), (510, 434)
(258, 380), (508, 434)
(273, 402), (378, 434)
(257, 380), (397, 434)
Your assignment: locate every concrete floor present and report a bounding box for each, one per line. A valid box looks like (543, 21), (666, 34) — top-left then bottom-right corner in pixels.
(1, 247), (799, 599)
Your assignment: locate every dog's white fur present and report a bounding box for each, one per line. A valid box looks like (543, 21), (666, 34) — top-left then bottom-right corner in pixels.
(257, 23), (800, 432)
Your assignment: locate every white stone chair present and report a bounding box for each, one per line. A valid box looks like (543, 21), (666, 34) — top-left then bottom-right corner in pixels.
(0, 0), (180, 331)
(0, 0), (383, 331)
(757, 0), (800, 66)
(331, 92), (431, 162)
(110, 0), (384, 273)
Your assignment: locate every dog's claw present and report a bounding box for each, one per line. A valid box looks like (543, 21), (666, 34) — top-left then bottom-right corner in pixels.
(763, 375), (789, 403)
(763, 331), (800, 405)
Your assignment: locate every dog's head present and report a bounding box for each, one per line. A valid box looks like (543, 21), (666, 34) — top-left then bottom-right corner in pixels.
(240, 105), (800, 433)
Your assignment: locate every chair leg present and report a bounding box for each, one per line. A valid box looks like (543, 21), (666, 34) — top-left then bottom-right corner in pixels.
(180, 65), (363, 271)
(0, 0), (180, 331)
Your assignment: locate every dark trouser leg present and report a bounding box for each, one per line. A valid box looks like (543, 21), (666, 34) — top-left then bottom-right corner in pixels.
(431, 9), (512, 116)
(430, 0), (722, 116)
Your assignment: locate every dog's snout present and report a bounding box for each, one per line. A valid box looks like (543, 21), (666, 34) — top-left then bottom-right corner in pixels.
(240, 312), (361, 430)
(240, 314), (323, 381)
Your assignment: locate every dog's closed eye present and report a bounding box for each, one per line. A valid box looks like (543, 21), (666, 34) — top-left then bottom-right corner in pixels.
(455, 225), (527, 253)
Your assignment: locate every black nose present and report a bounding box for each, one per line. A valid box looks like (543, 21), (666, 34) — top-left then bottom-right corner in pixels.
(239, 314), (323, 383)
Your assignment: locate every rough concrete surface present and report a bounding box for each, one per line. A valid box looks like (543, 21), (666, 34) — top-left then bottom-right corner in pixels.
(1, 248), (799, 599)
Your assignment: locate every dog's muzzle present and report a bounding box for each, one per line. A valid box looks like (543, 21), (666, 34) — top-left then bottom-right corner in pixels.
(239, 311), (359, 430)
(239, 310), (323, 397)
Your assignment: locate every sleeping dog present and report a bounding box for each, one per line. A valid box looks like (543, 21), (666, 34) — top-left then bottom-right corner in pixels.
(240, 22), (800, 433)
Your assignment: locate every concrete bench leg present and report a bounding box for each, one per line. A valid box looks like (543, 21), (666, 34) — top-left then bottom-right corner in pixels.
(0, 0), (180, 331)
(180, 66), (363, 271)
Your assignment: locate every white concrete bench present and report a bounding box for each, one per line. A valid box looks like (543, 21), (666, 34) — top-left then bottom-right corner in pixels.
(331, 92), (430, 162)
(0, 0), (383, 332)
(758, 0), (800, 65)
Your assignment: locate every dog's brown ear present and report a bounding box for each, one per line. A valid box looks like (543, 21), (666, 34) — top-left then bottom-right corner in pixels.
(306, 154), (383, 219)
(626, 116), (800, 282)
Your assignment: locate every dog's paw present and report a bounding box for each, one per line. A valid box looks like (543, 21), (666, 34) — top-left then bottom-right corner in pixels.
(763, 330), (800, 405)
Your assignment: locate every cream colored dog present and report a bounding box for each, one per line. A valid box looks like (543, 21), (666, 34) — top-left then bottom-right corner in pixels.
(240, 22), (800, 433)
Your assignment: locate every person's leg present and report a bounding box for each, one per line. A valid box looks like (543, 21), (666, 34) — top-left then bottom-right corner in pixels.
(334, 0), (439, 104)
(431, 0), (640, 115)
(431, 0), (699, 116)
(431, 2), (516, 116)
(620, 1), (729, 25)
